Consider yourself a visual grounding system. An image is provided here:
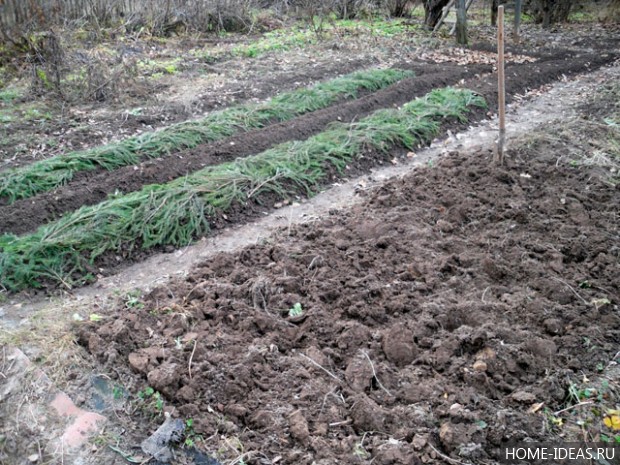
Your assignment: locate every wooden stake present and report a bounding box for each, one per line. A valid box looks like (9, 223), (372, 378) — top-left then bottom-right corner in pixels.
(496, 5), (506, 165)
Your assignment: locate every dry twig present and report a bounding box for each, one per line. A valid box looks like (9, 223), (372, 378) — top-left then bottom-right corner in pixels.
(361, 350), (392, 397)
(299, 351), (341, 383)
(428, 442), (473, 465)
(188, 339), (198, 379)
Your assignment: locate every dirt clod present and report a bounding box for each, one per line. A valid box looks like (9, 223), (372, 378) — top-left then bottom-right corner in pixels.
(289, 410), (310, 445)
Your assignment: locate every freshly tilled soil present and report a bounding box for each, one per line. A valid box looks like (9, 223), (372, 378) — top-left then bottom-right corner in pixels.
(77, 136), (620, 464)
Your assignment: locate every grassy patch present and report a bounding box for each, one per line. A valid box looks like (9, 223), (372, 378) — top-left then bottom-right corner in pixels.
(0, 87), (485, 291)
(198, 18), (418, 61)
(233, 28), (314, 57)
(0, 100), (53, 127)
(137, 57), (183, 76)
(0, 87), (22, 103)
(0, 67), (412, 203)
(0, 111), (14, 123)
(568, 9), (598, 23)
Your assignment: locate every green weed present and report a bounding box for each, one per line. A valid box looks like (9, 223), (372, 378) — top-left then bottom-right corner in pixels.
(0, 112), (14, 123)
(164, 64), (178, 74)
(288, 302), (303, 317)
(35, 69), (52, 89)
(23, 107), (52, 121)
(137, 386), (164, 416)
(137, 58), (182, 76)
(124, 290), (144, 309)
(183, 418), (204, 448)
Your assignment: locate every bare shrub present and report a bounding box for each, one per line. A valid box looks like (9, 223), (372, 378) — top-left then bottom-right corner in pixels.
(292, 0), (334, 36)
(600, 0), (620, 22)
(21, 30), (150, 104)
(333, 0), (380, 19)
(0, 0), (260, 37)
(27, 31), (65, 97)
(290, 0), (384, 20)
(523, 0), (573, 27)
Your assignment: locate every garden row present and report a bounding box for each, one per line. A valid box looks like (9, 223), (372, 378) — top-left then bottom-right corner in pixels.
(0, 62), (487, 235)
(0, 68), (412, 202)
(0, 50), (616, 292)
(0, 87), (485, 291)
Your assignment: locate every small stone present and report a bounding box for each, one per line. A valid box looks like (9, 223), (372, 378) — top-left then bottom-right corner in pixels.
(473, 360), (487, 372)
(510, 391), (537, 403)
(449, 403), (463, 413)
(412, 434), (428, 450)
(439, 422), (453, 446)
(28, 454), (39, 462)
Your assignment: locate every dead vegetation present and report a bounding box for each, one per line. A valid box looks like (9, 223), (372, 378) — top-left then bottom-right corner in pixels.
(516, 81), (620, 185)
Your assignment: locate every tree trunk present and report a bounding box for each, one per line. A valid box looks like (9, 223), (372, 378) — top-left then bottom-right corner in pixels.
(424, 0), (451, 29)
(514, 0), (522, 41)
(455, 0), (467, 45)
(491, 0), (499, 25)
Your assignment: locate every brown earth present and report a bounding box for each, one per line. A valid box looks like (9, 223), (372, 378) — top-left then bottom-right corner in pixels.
(1, 50), (617, 237)
(76, 101), (620, 465)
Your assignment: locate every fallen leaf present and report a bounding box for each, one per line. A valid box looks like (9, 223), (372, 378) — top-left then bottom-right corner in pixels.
(603, 415), (620, 431)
